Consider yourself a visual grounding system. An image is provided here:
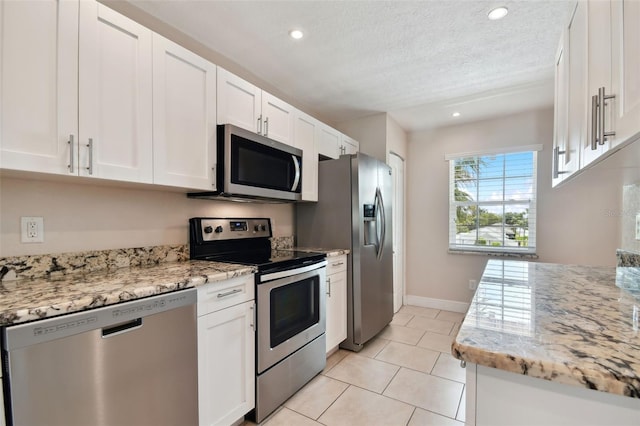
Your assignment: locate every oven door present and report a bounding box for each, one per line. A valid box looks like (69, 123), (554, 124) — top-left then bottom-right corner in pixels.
(221, 124), (302, 201)
(257, 262), (326, 374)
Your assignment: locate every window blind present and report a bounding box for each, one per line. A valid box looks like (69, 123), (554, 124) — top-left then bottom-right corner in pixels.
(448, 150), (537, 254)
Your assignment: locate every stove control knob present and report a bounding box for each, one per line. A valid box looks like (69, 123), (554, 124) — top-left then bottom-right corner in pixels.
(203, 226), (213, 234)
(214, 226), (224, 233)
(254, 224), (261, 232)
(260, 224), (266, 231)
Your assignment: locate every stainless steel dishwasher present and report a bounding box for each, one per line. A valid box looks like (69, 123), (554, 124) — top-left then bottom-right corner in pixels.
(1, 288), (198, 426)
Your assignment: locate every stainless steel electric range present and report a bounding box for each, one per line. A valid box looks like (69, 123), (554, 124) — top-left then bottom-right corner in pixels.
(189, 217), (327, 423)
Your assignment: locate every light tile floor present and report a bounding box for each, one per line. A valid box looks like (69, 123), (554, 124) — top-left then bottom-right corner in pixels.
(252, 305), (466, 426)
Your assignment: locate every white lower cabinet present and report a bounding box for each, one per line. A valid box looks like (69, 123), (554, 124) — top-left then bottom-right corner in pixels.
(197, 275), (255, 426)
(325, 255), (347, 353)
(466, 363), (640, 426)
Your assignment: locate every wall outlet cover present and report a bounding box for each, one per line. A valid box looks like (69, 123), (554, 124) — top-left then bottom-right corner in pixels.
(21, 216), (44, 243)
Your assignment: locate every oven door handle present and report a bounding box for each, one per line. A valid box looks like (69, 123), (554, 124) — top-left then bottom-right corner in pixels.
(260, 260), (327, 283)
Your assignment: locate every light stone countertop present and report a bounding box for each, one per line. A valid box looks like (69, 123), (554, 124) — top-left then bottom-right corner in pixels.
(0, 260), (255, 327)
(452, 259), (640, 398)
(293, 248), (350, 257)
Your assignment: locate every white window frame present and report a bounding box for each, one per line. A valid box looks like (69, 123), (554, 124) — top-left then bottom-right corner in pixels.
(446, 145), (541, 255)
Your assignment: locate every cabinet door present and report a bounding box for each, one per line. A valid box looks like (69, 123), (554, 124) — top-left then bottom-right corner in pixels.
(262, 91), (294, 145)
(552, 30), (570, 187)
(326, 271), (347, 353)
(611, 0), (640, 147)
(325, 255), (347, 353)
(152, 35), (216, 190)
(294, 111), (319, 202)
(582, 0), (613, 167)
(318, 124), (341, 159)
(78, 1), (152, 183)
(341, 134), (360, 155)
(198, 301), (255, 426)
(217, 67), (261, 133)
(0, 0), (78, 175)
(565, 1), (586, 178)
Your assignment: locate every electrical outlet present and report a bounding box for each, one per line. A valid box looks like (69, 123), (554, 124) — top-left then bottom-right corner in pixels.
(21, 217), (44, 243)
(469, 279), (477, 290)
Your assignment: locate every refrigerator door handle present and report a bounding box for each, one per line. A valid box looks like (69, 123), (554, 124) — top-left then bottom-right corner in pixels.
(375, 187), (386, 260)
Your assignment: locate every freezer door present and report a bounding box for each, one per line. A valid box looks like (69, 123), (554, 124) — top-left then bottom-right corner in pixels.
(352, 156), (394, 345)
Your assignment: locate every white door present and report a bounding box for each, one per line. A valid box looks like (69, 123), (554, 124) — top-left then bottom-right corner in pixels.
(262, 91), (294, 145)
(611, 0), (640, 148)
(79, 1), (153, 182)
(152, 34), (216, 190)
(217, 67), (261, 133)
(389, 153), (405, 313)
(0, 0), (78, 175)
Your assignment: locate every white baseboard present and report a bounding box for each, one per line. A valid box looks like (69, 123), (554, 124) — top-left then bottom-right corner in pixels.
(404, 295), (469, 313)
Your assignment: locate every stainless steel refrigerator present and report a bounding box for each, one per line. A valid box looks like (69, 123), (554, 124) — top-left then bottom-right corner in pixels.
(297, 152), (393, 352)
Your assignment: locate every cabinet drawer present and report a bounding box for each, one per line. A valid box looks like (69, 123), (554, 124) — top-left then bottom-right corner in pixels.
(197, 274), (255, 316)
(326, 255), (347, 275)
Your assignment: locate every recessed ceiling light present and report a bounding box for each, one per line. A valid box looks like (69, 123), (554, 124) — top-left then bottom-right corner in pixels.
(289, 29), (304, 40)
(452, 112), (461, 117)
(488, 6), (508, 20)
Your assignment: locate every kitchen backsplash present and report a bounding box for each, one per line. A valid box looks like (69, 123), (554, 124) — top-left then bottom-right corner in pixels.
(0, 236), (294, 282)
(621, 183), (640, 254)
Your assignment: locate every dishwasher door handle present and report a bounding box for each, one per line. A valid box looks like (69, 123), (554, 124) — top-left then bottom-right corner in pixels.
(102, 318), (143, 338)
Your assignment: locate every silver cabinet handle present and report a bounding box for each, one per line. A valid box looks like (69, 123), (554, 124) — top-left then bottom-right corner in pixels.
(216, 288), (242, 298)
(598, 86), (616, 145)
(326, 277), (331, 296)
(264, 117), (269, 136)
(257, 115), (262, 135)
(331, 261), (344, 267)
(460, 360), (467, 368)
(291, 154), (301, 191)
(86, 138), (94, 175)
(591, 94), (599, 150)
(553, 146), (567, 179)
(68, 135), (75, 173)
(249, 303), (255, 330)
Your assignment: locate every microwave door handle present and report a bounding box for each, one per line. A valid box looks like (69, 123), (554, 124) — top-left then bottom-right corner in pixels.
(291, 155), (301, 191)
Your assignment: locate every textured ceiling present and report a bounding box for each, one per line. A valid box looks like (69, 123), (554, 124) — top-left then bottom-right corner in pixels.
(128, 0), (576, 132)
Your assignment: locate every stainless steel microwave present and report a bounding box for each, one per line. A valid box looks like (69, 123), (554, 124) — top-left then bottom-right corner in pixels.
(188, 124), (302, 202)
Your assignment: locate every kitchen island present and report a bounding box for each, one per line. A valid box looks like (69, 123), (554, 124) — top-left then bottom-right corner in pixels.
(453, 259), (640, 426)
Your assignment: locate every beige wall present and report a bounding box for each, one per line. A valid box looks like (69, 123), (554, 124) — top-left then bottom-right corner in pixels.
(406, 107), (623, 305)
(0, 176), (294, 257)
(386, 115), (408, 161)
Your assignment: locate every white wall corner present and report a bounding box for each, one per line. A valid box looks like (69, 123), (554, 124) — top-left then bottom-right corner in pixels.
(405, 294), (470, 313)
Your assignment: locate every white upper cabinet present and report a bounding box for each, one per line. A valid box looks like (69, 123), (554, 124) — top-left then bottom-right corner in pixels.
(318, 124), (342, 159)
(217, 67), (261, 133)
(152, 35), (216, 190)
(0, 0), (78, 175)
(563, 1), (586, 182)
(317, 123), (360, 160)
(552, 30), (570, 187)
(293, 111), (319, 202)
(341, 134), (360, 156)
(79, 1), (153, 183)
(217, 68), (294, 145)
(261, 91), (295, 145)
(582, 0), (613, 167)
(611, 0), (640, 147)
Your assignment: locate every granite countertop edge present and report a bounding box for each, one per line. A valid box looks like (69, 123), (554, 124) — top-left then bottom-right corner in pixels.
(452, 259), (640, 399)
(0, 261), (256, 327)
